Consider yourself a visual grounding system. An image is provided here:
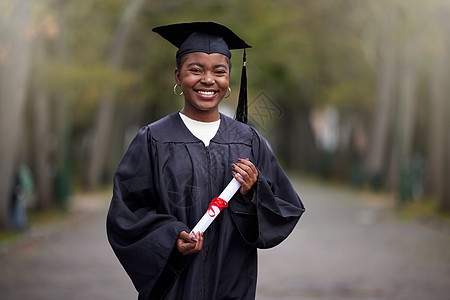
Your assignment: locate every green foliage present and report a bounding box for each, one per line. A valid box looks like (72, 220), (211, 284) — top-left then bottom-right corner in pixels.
(40, 61), (136, 96)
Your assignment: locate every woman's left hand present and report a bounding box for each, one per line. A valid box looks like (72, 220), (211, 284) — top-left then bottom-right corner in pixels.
(232, 158), (258, 197)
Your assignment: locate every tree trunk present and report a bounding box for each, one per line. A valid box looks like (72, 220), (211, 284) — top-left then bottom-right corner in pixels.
(388, 39), (419, 201)
(86, 0), (145, 188)
(52, 0), (72, 210)
(32, 38), (54, 210)
(0, 0), (33, 228)
(442, 115), (450, 212)
(436, 30), (450, 211)
(426, 42), (447, 198)
(363, 5), (397, 186)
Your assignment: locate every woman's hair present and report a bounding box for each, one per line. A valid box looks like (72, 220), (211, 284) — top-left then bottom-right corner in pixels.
(176, 54), (232, 71)
(175, 56), (184, 71)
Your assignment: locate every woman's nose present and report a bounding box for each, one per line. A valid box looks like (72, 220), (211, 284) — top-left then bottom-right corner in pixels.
(201, 72), (215, 85)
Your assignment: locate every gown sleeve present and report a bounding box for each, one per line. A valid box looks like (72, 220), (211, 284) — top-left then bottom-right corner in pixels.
(229, 129), (305, 249)
(106, 127), (191, 299)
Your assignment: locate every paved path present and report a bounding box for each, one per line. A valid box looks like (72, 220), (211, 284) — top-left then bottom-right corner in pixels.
(0, 192), (137, 300)
(1, 179), (450, 300)
(257, 178), (450, 300)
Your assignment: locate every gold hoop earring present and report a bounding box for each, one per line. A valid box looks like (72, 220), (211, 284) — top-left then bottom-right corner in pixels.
(173, 83), (183, 96)
(225, 87), (231, 98)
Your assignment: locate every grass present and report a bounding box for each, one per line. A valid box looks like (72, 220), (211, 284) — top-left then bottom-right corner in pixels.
(0, 206), (68, 250)
(399, 197), (450, 230)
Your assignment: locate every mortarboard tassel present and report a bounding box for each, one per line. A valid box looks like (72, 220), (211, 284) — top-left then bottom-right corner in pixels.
(234, 49), (248, 124)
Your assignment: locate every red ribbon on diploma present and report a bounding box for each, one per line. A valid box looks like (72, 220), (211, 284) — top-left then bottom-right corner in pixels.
(207, 197), (229, 217)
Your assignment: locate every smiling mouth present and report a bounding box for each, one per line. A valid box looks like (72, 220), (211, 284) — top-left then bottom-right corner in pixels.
(195, 90), (218, 96)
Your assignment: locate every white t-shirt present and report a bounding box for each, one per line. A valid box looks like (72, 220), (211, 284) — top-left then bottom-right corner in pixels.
(179, 112), (220, 147)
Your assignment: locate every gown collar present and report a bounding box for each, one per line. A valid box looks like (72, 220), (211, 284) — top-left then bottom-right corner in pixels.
(149, 112), (252, 145)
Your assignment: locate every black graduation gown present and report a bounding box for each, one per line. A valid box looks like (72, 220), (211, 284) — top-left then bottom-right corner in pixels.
(106, 112), (305, 300)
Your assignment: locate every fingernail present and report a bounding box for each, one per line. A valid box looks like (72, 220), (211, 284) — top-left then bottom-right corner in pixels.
(231, 163), (236, 168)
(246, 158), (249, 161)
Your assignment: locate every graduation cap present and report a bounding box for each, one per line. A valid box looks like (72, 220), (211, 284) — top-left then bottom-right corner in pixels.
(152, 22), (251, 124)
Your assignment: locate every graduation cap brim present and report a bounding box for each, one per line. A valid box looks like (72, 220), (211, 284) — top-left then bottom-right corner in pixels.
(152, 22), (251, 58)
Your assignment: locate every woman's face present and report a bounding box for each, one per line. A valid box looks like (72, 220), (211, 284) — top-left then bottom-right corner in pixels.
(175, 52), (230, 121)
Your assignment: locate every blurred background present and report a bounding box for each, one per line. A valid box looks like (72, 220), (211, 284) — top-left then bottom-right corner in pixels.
(1, 0), (450, 230)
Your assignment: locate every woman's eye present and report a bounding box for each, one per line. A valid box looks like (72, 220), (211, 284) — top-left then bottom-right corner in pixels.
(215, 70), (226, 75)
(189, 68), (201, 73)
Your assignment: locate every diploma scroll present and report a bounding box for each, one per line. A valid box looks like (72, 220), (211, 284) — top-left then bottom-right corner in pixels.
(190, 177), (241, 233)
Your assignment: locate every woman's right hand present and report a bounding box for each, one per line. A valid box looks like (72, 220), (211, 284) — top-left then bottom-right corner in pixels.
(176, 231), (204, 255)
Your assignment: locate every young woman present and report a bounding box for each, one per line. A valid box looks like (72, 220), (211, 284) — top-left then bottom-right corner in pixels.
(107, 22), (305, 300)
